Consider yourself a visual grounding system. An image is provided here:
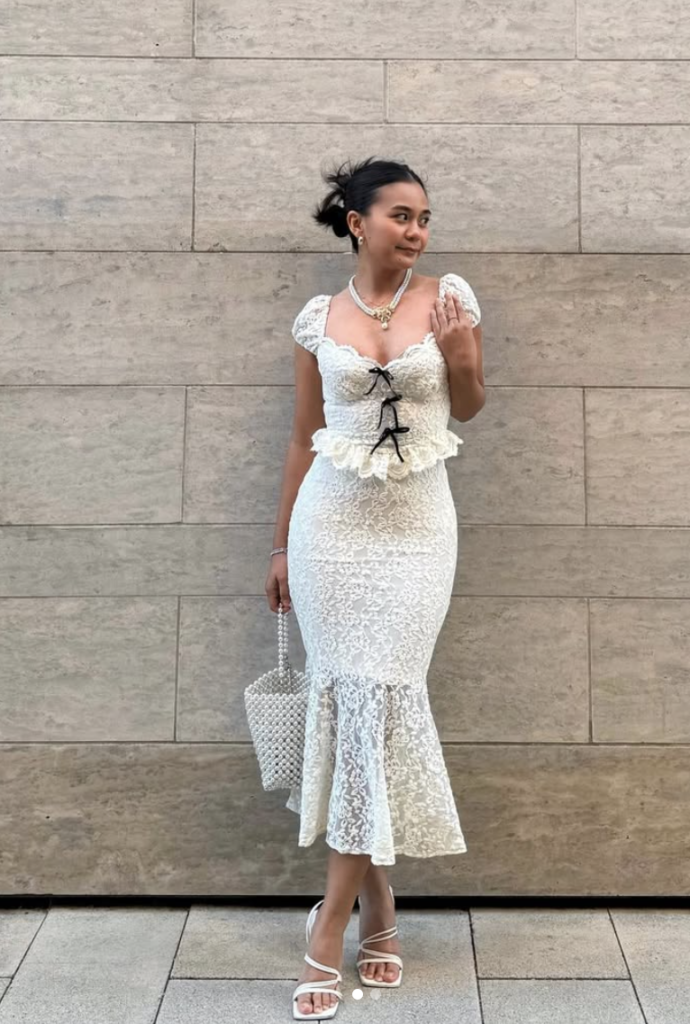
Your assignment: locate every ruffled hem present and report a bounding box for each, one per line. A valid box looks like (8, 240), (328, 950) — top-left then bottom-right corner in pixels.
(285, 822), (467, 866)
(310, 427), (464, 481)
(284, 667), (467, 865)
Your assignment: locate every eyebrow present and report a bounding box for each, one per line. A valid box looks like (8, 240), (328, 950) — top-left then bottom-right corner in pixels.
(390, 204), (432, 215)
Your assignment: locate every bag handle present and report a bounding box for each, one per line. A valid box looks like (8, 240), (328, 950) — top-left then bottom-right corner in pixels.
(277, 601), (289, 682)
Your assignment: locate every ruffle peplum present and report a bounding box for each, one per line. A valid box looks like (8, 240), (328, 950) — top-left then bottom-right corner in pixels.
(309, 425), (463, 481)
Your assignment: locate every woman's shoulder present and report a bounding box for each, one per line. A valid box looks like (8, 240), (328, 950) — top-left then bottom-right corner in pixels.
(291, 293), (331, 354)
(439, 272), (482, 326)
(408, 272), (481, 325)
(412, 272), (475, 299)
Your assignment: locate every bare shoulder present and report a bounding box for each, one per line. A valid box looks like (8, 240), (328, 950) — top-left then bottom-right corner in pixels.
(413, 274), (442, 297)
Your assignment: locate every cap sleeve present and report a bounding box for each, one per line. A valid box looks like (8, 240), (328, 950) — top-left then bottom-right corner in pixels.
(440, 273), (481, 327)
(291, 294), (329, 355)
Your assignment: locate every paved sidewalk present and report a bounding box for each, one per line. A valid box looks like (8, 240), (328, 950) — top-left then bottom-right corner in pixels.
(0, 903), (687, 1022)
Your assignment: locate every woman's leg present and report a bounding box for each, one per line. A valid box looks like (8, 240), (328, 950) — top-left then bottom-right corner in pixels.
(357, 863), (401, 983)
(295, 849), (373, 1016)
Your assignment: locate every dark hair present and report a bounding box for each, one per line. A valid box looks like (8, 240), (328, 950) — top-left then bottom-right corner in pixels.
(312, 157), (428, 254)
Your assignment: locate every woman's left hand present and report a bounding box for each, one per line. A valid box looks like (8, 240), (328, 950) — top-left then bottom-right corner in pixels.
(430, 292), (478, 373)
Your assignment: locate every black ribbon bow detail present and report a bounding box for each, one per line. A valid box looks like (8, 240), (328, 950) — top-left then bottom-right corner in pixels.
(370, 425), (410, 462)
(376, 392), (403, 429)
(364, 364), (411, 464)
(365, 366), (395, 394)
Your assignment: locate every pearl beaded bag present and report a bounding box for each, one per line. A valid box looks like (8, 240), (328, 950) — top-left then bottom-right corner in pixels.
(244, 602), (309, 791)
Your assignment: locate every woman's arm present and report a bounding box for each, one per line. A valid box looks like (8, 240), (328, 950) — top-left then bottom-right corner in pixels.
(472, 324), (484, 387)
(271, 346), (326, 552)
(448, 323), (485, 422)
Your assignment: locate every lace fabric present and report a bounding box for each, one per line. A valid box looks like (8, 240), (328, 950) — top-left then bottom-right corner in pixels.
(284, 275), (480, 864)
(286, 454), (467, 865)
(309, 424), (463, 481)
(290, 272), (481, 481)
(284, 667), (467, 864)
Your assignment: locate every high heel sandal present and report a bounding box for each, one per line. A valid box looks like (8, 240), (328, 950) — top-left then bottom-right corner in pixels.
(292, 899), (344, 1020)
(355, 883), (404, 988)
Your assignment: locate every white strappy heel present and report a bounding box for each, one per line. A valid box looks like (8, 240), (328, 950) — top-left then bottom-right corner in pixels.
(292, 899), (344, 1020)
(355, 883), (404, 988)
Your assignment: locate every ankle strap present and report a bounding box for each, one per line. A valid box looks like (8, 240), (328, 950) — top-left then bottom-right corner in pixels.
(303, 952), (342, 981)
(360, 924), (398, 943)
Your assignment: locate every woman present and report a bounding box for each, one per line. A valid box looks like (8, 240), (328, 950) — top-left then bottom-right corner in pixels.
(265, 156), (485, 1019)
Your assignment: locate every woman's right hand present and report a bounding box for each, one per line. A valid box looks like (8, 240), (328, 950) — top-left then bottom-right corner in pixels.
(265, 553), (291, 613)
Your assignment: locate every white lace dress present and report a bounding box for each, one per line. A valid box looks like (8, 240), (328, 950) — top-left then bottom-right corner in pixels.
(285, 272), (481, 866)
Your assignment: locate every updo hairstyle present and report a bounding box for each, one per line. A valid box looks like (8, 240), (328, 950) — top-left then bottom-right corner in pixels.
(311, 157), (428, 254)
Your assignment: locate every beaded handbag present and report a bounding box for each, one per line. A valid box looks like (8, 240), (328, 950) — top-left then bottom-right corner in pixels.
(244, 602), (309, 791)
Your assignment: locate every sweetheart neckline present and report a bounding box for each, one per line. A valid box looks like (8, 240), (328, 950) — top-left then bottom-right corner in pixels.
(319, 281), (443, 370)
(319, 331), (436, 370)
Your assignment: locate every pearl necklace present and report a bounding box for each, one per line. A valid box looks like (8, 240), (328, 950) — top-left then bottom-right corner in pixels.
(348, 267), (413, 331)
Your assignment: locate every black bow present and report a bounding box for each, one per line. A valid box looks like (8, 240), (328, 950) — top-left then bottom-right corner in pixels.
(365, 366), (395, 394)
(370, 424), (410, 462)
(377, 392), (403, 429)
(364, 365), (410, 463)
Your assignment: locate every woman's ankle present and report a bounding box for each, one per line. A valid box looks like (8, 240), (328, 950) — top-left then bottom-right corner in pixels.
(358, 875), (392, 904)
(314, 899), (354, 932)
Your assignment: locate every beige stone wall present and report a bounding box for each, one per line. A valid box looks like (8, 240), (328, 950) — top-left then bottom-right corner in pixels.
(1, 3), (689, 896)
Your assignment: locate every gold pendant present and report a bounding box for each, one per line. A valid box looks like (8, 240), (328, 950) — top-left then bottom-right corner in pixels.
(374, 306), (394, 330)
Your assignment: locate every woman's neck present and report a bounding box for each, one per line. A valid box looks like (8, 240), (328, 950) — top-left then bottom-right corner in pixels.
(351, 266), (412, 304)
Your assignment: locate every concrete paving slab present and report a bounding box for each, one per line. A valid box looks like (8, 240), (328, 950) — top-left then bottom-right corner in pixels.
(611, 908), (690, 1024)
(0, 911), (45, 975)
(0, 907), (186, 1024)
(480, 979), (645, 1023)
(472, 907), (628, 976)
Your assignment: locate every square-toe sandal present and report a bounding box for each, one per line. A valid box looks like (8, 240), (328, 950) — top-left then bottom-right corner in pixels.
(292, 899), (344, 1020)
(355, 883), (404, 988)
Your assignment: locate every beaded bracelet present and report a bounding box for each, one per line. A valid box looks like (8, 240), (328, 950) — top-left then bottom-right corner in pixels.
(270, 546), (288, 556)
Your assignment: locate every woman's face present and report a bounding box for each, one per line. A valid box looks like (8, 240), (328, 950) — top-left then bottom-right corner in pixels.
(355, 181), (431, 265)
